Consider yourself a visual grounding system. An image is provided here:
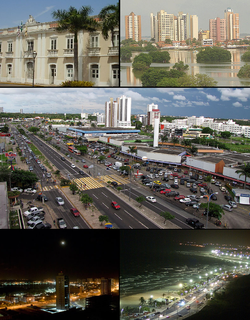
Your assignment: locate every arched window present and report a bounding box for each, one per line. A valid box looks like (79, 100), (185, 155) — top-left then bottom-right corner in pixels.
(66, 64), (73, 80)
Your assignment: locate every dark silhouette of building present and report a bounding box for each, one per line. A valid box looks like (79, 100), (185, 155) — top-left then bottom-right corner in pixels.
(56, 272), (70, 310)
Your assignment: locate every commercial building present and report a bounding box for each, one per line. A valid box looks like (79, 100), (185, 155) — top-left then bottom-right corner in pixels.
(0, 15), (119, 86)
(209, 17), (226, 42)
(56, 272), (70, 311)
(125, 12), (141, 42)
(224, 8), (239, 40)
(101, 278), (112, 295)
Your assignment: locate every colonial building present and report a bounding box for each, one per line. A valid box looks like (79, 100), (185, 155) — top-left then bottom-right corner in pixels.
(0, 15), (119, 86)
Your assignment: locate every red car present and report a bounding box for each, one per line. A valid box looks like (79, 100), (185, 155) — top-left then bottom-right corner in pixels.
(172, 173), (179, 177)
(83, 164), (88, 168)
(198, 183), (207, 187)
(107, 155), (111, 158)
(160, 189), (171, 194)
(174, 195), (185, 200)
(70, 208), (80, 217)
(111, 201), (120, 209)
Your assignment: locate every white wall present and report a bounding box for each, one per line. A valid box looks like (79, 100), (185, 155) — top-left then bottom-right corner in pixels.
(186, 158), (216, 172)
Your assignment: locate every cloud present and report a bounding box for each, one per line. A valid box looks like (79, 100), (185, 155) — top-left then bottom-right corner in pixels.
(206, 94), (219, 101)
(233, 102), (242, 107)
(35, 6), (55, 19)
(192, 101), (209, 106)
(173, 95), (186, 100)
(218, 88), (250, 102)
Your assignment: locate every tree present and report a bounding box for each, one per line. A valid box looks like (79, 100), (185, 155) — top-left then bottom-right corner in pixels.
(136, 195), (145, 207)
(135, 121), (143, 130)
(133, 53), (152, 68)
(139, 297), (146, 305)
(98, 155), (106, 162)
(0, 124), (9, 133)
(172, 61), (189, 72)
(99, 215), (109, 225)
(28, 126), (40, 134)
(80, 193), (93, 209)
(190, 145), (198, 155)
(132, 61), (149, 71)
(145, 125), (153, 133)
(202, 127), (214, 135)
(237, 64), (250, 78)
(172, 137), (179, 146)
(98, 3), (119, 47)
(0, 165), (12, 188)
(76, 145), (88, 154)
(148, 297), (154, 306)
(241, 50), (250, 62)
(220, 131), (231, 139)
(160, 211), (175, 224)
(52, 6), (98, 81)
(69, 181), (78, 195)
(200, 202), (224, 220)
(235, 162), (250, 188)
(148, 51), (170, 63)
(164, 39), (172, 44)
(196, 47), (231, 62)
(11, 169), (38, 188)
(120, 47), (132, 62)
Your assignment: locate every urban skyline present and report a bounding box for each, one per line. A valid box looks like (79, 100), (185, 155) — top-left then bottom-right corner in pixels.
(1, 88), (250, 119)
(121, 1), (249, 37)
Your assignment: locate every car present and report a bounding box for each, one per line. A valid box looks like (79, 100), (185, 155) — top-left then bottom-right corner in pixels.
(185, 201), (198, 206)
(215, 181), (222, 187)
(24, 188), (37, 194)
(83, 164), (88, 168)
(180, 198), (192, 203)
(160, 188), (171, 194)
(222, 204), (233, 212)
(56, 197), (65, 205)
(193, 203), (200, 209)
(29, 166), (33, 171)
(166, 191), (179, 197)
(61, 157), (66, 161)
(111, 181), (118, 187)
(35, 222), (51, 229)
(37, 194), (48, 202)
(186, 182), (191, 188)
(79, 170), (84, 175)
(81, 159), (86, 163)
(70, 208), (80, 217)
(220, 186), (226, 192)
(174, 195), (185, 200)
(211, 194), (217, 200)
(224, 195), (233, 202)
(186, 218), (204, 229)
(71, 164), (76, 168)
(46, 173), (51, 178)
(11, 187), (23, 193)
(111, 201), (120, 209)
(228, 201), (237, 208)
(27, 220), (43, 229)
(190, 188), (197, 193)
(146, 196), (156, 203)
(171, 184), (179, 189)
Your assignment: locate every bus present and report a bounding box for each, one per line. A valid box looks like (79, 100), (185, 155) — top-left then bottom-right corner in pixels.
(68, 146), (75, 153)
(67, 142), (74, 146)
(74, 149), (81, 155)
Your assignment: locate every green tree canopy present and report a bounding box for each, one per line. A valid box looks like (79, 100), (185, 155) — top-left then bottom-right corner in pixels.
(99, 215), (109, 225)
(196, 47), (231, 62)
(136, 195), (146, 207)
(220, 131), (231, 139)
(133, 53), (152, 68)
(160, 211), (175, 224)
(76, 145), (88, 154)
(241, 50), (250, 62)
(120, 47), (132, 62)
(237, 64), (250, 78)
(202, 127), (214, 134)
(235, 162), (250, 188)
(69, 181), (78, 195)
(172, 61), (189, 72)
(11, 169), (38, 188)
(200, 202), (224, 220)
(28, 127), (40, 134)
(148, 51), (170, 63)
(80, 193), (93, 208)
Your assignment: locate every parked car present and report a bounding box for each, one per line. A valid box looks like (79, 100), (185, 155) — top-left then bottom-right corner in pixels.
(186, 218), (204, 229)
(224, 195), (233, 201)
(222, 204), (233, 212)
(190, 188), (197, 193)
(24, 188), (37, 194)
(111, 181), (118, 187)
(171, 184), (179, 189)
(228, 201), (237, 208)
(211, 194), (217, 200)
(83, 164), (88, 168)
(37, 194), (48, 202)
(174, 195), (185, 200)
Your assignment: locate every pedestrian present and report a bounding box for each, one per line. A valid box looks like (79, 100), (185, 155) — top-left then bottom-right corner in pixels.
(53, 220), (56, 226)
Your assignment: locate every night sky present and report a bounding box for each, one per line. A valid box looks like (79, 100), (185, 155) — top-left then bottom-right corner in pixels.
(121, 230), (250, 262)
(0, 230), (119, 280)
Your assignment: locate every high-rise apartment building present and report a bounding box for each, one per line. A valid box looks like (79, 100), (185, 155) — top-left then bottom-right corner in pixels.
(125, 12), (141, 42)
(224, 8), (239, 40)
(147, 103), (160, 128)
(190, 15), (198, 40)
(105, 95), (131, 127)
(150, 13), (159, 42)
(101, 278), (112, 295)
(56, 272), (70, 311)
(157, 10), (175, 41)
(209, 18), (226, 42)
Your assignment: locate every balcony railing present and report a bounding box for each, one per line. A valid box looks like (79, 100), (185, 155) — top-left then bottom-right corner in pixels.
(63, 48), (74, 57)
(5, 51), (14, 58)
(47, 49), (58, 58)
(24, 51), (34, 59)
(108, 46), (119, 56)
(88, 47), (101, 56)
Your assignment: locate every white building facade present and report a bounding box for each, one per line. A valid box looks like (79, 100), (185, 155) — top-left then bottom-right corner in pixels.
(0, 15), (119, 86)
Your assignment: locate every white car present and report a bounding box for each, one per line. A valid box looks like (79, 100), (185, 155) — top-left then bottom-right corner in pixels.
(146, 196), (156, 203)
(179, 198), (192, 203)
(228, 201), (237, 208)
(24, 188), (37, 194)
(11, 187), (23, 193)
(71, 164), (76, 168)
(56, 197), (65, 205)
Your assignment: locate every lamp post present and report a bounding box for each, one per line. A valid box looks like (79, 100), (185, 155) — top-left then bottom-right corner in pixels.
(206, 192), (218, 229)
(32, 51), (37, 87)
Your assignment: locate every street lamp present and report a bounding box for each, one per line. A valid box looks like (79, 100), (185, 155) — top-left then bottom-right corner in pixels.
(206, 192), (218, 229)
(32, 51), (37, 87)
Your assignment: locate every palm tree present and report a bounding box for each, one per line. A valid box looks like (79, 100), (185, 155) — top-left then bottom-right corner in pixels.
(139, 297), (146, 305)
(98, 3), (119, 47)
(235, 162), (250, 188)
(52, 6), (98, 81)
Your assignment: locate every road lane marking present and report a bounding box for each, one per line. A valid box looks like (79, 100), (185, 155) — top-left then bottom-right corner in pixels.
(102, 192), (108, 197)
(102, 202), (109, 209)
(92, 194), (98, 199)
(114, 213), (122, 220)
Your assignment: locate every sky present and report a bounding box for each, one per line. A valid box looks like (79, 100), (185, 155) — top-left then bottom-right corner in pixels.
(0, 230), (119, 280)
(1, 88), (250, 119)
(121, 0), (250, 37)
(0, 0), (117, 29)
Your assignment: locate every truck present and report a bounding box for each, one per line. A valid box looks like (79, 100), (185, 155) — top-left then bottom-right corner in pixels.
(115, 161), (122, 168)
(186, 218), (204, 229)
(57, 218), (67, 229)
(23, 206), (44, 217)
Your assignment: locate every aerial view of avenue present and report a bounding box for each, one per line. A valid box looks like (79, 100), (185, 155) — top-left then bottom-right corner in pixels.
(0, 231), (119, 319)
(0, 0), (119, 87)
(0, 87), (250, 229)
(120, 230), (250, 319)
(121, 1), (250, 86)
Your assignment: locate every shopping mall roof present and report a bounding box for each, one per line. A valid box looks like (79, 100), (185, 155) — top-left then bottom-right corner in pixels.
(67, 127), (140, 135)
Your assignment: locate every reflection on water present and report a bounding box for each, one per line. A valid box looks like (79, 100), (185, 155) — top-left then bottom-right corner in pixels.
(121, 48), (250, 87)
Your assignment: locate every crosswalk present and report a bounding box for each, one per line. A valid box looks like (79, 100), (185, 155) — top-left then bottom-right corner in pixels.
(41, 185), (59, 191)
(99, 174), (129, 185)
